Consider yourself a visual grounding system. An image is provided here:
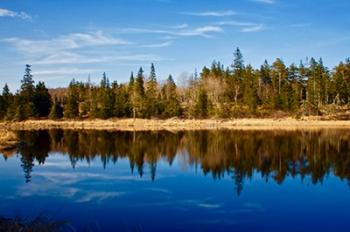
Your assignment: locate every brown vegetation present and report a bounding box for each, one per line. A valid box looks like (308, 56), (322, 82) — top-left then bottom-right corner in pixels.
(1, 117), (350, 132)
(0, 129), (18, 151)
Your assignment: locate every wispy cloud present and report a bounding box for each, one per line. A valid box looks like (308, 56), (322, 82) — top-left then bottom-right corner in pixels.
(171, 24), (189, 29)
(32, 68), (105, 77)
(0, 29), (171, 68)
(0, 8), (31, 20)
(252, 0), (275, 4)
(241, 24), (264, 32)
(76, 191), (124, 203)
(178, 26), (223, 37)
(1, 31), (129, 54)
(31, 52), (164, 65)
(181, 10), (236, 17)
(141, 41), (174, 48)
(121, 25), (223, 38)
(197, 203), (222, 209)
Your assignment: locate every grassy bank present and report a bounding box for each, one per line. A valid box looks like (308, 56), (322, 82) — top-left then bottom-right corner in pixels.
(1, 118), (350, 131)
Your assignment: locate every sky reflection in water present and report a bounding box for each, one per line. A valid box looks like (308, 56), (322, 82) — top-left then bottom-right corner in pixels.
(0, 130), (350, 231)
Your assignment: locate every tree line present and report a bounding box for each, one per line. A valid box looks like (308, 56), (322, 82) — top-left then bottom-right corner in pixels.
(1, 48), (350, 120)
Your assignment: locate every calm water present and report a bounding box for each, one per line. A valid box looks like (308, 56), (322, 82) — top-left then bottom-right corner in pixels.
(1, 129), (350, 231)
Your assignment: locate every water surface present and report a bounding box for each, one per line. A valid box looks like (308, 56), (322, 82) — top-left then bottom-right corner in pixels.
(1, 130), (350, 231)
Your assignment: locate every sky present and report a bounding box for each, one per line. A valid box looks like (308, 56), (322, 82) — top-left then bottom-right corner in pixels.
(0, 0), (350, 90)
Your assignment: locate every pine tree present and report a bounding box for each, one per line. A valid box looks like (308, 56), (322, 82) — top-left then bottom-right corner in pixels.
(259, 60), (273, 107)
(145, 63), (159, 118)
(271, 58), (288, 109)
(194, 88), (210, 118)
(162, 75), (181, 117)
(99, 73), (114, 119)
(19, 64), (36, 118)
(131, 67), (146, 118)
(64, 79), (79, 118)
(232, 48), (244, 72)
(242, 65), (259, 111)
(34, 81), (52, 117)
(49, 98), (64, 119)
(15, 97), (27, 121)
(287, 63), (302, 111)
(228, 48), (245, 104)
(333, 62), (350, 104)
(0, 84), (11, 119)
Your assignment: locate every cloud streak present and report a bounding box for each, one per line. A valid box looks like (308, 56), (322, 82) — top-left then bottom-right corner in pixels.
(180, 10), (236, 17)
(141, 41), (174, 48)
(1, 31), (129, 54)
(252, 0), (275, 4)
(31, 52), (165, 65)
(241, 24), (264, 32)
(0, 8), (31, 20)
(121, 25), (223, 38)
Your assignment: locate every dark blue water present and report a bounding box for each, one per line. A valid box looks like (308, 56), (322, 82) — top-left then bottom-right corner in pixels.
(0, 130), (350, 231)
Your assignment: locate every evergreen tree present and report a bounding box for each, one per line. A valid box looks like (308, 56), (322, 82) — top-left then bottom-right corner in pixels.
(162, 75), (181, 117)
(114, 83), (131, 117)
(64, 79), (79, 118)
(145, 63), (159, 117)
(99, 73), (114, 118)
(194, 88), (210, 118)
(271, 58), (288, 109)
(49, 98), (64, 119)
(242, 65), (259, 111)
(259, 60), (273, 107)
(19, 64), (36, 118)
(227, 48), (245, 103)
(232, 48), (244, 73)
(34, 81), (52, 117)
(287, 63), (303, 111)
(131, 67), (146, 118)
(0, 84), (11, 119)
(15, 96), (27, 121)
(100, 72), (109, 89)
(333, 61), (350, 104)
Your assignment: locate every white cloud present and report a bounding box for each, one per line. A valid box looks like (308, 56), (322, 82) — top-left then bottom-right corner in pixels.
(1, 31), (129, 54)
(216, 20), (266, 32)
(32, 68), (106, 77)
(216, 21), (257, 27)
(177, 26), (223, 37)
(171, 24), (189, 29)
(241, 24), (264, 32)
(181, 10), (236, 17)
(0, 8), (31, 20)
(197, 203), (222, 209)
(76, 191), (124, 203)
(121, 25), (223, 38)
(31, 52), (166, 65)
(252, 0), (275, 4)
(141, 41), (174, 48)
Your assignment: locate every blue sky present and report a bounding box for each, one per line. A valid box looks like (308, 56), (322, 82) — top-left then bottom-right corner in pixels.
(0, 0), (349, 90)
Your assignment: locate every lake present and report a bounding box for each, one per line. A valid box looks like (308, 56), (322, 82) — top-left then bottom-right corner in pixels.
(1, 129), (350, 231)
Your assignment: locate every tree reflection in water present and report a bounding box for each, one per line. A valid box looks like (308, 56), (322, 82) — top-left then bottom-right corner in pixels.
(10, 129), (350, 195)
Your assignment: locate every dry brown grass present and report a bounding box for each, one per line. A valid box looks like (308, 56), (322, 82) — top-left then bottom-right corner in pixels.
(0, 129), (18, 150)
(1, 118), (350, 132)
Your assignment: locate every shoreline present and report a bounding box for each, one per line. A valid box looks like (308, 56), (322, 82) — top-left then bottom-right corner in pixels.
(0, 130), (18, 151)
(1, 118), (350, 131)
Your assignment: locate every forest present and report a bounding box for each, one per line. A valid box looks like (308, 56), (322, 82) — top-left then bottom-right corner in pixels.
(0, 48), (350, 121)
